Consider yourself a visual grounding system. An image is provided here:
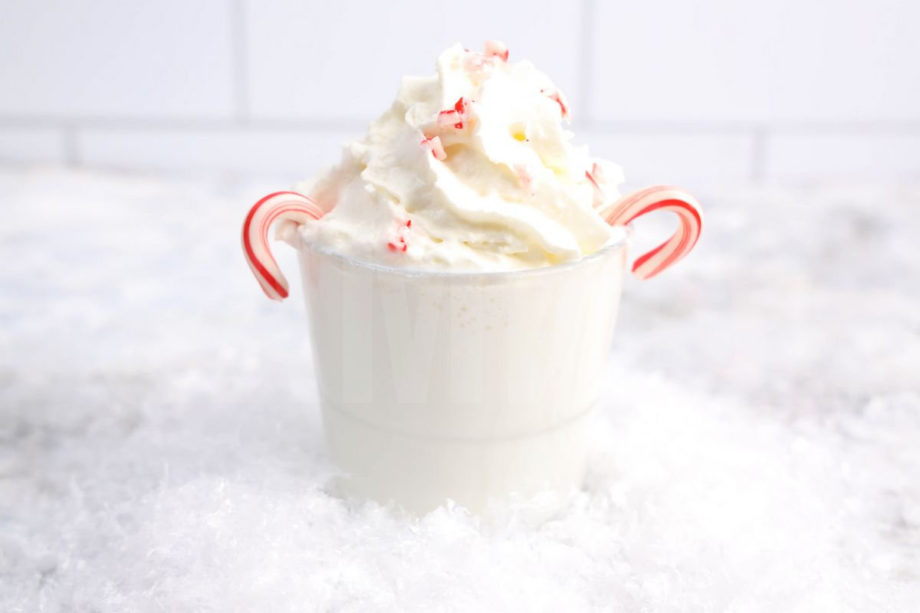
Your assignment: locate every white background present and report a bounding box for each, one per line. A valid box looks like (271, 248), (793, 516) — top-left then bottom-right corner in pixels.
(1, 0), (919, 193)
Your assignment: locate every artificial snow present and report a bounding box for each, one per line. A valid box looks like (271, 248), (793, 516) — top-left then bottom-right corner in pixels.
(1, 168), (918, 611)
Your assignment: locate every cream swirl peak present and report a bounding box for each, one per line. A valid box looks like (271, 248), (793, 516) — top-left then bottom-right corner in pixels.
(297, 41), (627, 271)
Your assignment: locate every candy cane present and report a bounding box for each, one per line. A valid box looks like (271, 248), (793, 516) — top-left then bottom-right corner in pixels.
(604, 186), (702, 280)
(242, 191), (324, 301)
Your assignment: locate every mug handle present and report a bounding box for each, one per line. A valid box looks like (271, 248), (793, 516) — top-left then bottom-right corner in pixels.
(242, 191), (324, 301)
(602, 185), (702, 280)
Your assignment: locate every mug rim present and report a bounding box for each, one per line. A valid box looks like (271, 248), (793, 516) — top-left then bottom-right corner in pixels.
(297, 227), (629, 281)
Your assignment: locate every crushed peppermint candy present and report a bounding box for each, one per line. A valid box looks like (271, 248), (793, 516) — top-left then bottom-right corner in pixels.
(484, 40), (509, 62)
(437, 97), (470, 130)
(541, 88), (570, 120)
(463, 40), (510, 72)
(420, 135), (447, 160)
(515, 164), (533, 191)
(585, 162), (605, 207)
(387, 219), (412, 253)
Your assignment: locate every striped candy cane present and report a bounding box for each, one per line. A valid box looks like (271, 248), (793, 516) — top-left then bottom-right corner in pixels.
(604, 186), (702, 280)
(242, 191), (324, 301)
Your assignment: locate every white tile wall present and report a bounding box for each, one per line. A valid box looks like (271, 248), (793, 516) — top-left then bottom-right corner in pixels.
(78, 128), (359, 178)
(766, 133), (920, 182)
(0, 128), (66, 164)
(244, 0), (584, 120)
(587, 132), (755, 196)
(0, 0), (235, 118)
(591, 0), (920, 122)
(1, 0), (918, 183)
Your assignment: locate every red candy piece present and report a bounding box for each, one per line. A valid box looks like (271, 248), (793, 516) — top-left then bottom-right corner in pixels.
(463, 41), (509, 73)
(387, 219), (412, 253)
(585, 163), (605, 207)
(420, 135), (447, 160)
(515, 164), (533, 191)
(438, 111), (463, 129)
(585, 168), (600, 191)
(541, 88), (570, 120)
(484, 40), (509, 62)
(438, 97), (470, 130)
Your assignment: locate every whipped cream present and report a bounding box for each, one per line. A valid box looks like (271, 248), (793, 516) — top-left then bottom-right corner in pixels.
(297, 42), (626, 271)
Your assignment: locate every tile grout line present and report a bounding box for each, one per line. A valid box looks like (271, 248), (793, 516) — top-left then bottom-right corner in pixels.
(585, 120), (920, 134)
(751, 126), (767, 183)
(4, 115), (920, 134)
(0, 116), (368, 132)
(577, 0), (596, 124)
(61, 125), (81, 167)
(230, 0), (250, 122)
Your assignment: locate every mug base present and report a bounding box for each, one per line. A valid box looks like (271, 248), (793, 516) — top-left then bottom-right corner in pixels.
(321, 405), (596, 516)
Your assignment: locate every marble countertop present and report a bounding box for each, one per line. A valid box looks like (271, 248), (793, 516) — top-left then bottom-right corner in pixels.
(1, 168), (918, 611)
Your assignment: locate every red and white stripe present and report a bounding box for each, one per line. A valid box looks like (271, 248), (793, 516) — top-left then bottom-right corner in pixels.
(484, 40), (509, 62)
(541, 88), (570, 120)
(585, 162), (605, 206)
(421, 135), (447, 160)
(242, 191), (324, 301)
(437, 97), (470, 130)
(604, 186), (702, 280)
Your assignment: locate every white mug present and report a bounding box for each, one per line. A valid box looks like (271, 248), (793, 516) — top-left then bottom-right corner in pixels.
(242, 187), (701, 514)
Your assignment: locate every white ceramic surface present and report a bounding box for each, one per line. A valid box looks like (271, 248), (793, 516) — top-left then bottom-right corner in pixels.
(297, 238), (628, 513)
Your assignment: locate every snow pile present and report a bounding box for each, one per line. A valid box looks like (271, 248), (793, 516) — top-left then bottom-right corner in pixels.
(1, 169), (918, 611)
